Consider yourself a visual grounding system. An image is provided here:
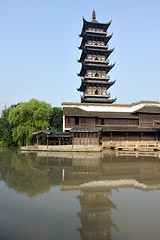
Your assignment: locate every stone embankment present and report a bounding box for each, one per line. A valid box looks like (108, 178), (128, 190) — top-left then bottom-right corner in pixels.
(21, 145), (102, 152)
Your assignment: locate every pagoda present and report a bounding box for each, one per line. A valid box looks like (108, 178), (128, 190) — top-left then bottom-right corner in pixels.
(77, 10), (116, 104)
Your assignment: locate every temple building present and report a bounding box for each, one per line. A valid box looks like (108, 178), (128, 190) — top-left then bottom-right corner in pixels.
(77, 10), (116, 104)
(29, 11), (160, 152)
(61, 11), (160, 150)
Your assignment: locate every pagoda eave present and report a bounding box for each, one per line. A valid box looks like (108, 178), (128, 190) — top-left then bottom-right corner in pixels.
(77, 79), (115, 92)
(81, 97), (116, 104)
(78, 48), (114, 63)
(80, 18), (112, 36)
(79, 33), (113, 49)
(78, 63), (115, 76)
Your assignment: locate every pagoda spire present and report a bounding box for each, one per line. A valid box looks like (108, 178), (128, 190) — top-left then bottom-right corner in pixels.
(92, 9), (96, 20)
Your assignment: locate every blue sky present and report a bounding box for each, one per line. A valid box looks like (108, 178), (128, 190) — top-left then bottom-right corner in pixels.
(0, 0), (160, 113)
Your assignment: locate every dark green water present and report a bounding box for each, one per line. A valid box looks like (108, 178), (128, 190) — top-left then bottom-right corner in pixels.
(0, 149), (160, 240)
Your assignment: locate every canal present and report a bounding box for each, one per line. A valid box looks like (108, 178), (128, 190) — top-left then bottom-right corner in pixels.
(0, 148), (160, 240)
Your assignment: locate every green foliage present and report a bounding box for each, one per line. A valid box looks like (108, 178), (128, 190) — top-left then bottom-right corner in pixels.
(50, 107), (63, 132)
(8, 99), (53, 146)
(0, 105), (17, 146)
(0, 99), (63, 147)
(0, 150), (62, 197)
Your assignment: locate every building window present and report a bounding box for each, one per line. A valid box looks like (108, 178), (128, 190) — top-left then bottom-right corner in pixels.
(101, 119), (104, 125)
(75, 117), (79, 125)
(95, 90), (98, 95)
(67, 117), (70, 123)
(81, 118), (87, 124)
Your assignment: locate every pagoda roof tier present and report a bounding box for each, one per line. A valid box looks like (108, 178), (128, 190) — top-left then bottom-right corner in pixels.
(77, 79), (116, 92)
(79, 34), (113, 49)
(80, 18), (112, 37)
(81, 96), (116, 104)
(80, 31), (111, 38)
(78, 63), (115, 76)
(78, 48), (114, 63)
(81, 44), (109, 51)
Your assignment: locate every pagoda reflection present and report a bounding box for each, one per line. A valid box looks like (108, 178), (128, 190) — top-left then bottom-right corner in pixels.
(77, 189), (117, 240)
(62, 157), (117, 240)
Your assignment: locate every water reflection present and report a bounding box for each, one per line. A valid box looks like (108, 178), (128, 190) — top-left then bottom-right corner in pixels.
(1, 149), (160, 239)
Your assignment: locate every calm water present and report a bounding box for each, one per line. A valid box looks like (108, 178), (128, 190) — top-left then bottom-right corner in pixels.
(0, 149), (160, 240)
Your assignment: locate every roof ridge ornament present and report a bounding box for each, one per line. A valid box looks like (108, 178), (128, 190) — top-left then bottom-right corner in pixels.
(92, 9), (96, 20)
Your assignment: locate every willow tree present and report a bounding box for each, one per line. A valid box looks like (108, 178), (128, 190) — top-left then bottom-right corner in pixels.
(8, 99), (53, 146)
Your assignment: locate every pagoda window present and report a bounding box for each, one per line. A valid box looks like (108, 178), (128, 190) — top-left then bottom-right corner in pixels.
(75, 117), (79, 125)
(95, 73), (99, 77)
(88, 70), (92, 76)
(95, 89), (98, 95)
(102, 71), (106, 77)
(95, 57), (99, 60)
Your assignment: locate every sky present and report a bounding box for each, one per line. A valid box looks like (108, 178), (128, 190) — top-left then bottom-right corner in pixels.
(0, 0), (160, 114)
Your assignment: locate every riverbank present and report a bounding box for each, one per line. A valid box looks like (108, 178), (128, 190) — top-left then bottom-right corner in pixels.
(21, 140), (160, 152)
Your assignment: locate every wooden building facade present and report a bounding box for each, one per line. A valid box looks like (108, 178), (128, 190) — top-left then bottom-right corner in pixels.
(62, 101), (160, 147)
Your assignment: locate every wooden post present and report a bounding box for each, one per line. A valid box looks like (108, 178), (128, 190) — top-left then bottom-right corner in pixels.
(47, 136), (48, 149)
(126, 133), (128, 141)
(80, 132), (81, 145)
(87, 132), (88, 145)
(98, 132), (100, 145)
(110, 133), (112, 141)
(59, 138), (61, 145)
(76, 132), (78, 145)
(156, 132), (158, 141)
(141, 133), (143, 141)
(37, 135), (39, 145)
(72, 133), (74, 145)
(94, 132), (95, 145)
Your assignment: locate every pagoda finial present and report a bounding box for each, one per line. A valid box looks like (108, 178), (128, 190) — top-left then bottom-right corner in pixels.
(92, 9), (96, 20)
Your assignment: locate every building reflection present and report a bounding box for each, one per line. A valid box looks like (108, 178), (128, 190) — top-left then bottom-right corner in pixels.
(60, 151), (160, 240)
(1, 150), (160, 239)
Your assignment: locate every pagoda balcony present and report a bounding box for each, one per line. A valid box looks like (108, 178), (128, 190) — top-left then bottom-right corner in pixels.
(84, 44), (109, 49)
(84, 75), (110, 80)
(84, 59), (109, 64)
(85, 30), (107, 35)
(82, 93), (111, 98)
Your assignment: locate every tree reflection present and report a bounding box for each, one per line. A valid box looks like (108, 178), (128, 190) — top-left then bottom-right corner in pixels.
(0, 150), (62, 197)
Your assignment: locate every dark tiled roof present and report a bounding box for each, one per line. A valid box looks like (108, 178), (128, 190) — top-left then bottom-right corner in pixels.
(32, 130), (56, 135)
(70, 127), (102, 132)
(49, 132), (72, 138)
(102, 126), (160, 132)
(91, 112), (139, 119)
(63, 107), (96, 117)
(134, 106), (160, 114)
(63, 107), (139, 119)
